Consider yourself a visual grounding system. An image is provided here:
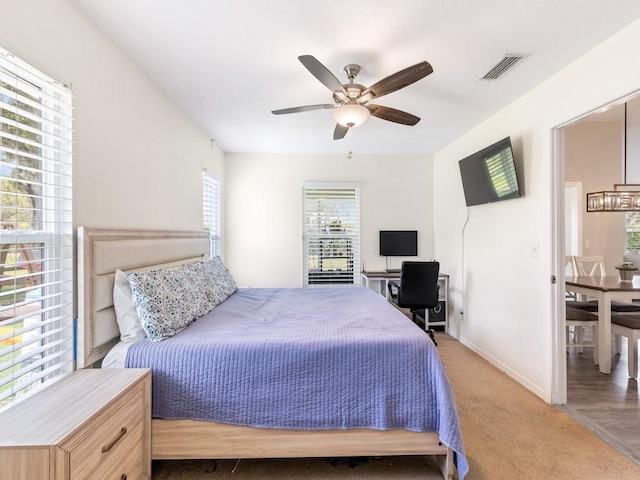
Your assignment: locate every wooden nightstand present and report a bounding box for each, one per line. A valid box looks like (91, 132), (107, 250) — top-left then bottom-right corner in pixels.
(0, 368), (151, 480)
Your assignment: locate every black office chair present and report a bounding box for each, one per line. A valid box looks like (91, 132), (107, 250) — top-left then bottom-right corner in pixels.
(388, 261), (440, 344)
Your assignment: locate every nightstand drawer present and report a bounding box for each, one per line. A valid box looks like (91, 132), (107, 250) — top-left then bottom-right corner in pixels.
(77, 422), (144, 480)
(69, 389), (144, 479)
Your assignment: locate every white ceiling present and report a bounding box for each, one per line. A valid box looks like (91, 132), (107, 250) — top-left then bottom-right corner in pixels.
(71, 0), (640, 155)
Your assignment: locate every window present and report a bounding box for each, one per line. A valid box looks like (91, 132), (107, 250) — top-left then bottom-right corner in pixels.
(626, 212), (640, 252)
(0, 47), (73, 411)
(203, 170), (221, 257)
(303, 182), (360, 286)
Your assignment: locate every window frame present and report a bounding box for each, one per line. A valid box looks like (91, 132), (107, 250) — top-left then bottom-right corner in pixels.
(0, 47), (73, 411)
(626, 211), (640, 252)
(302, 182), (361, 287)
(203, 170), (221, 257)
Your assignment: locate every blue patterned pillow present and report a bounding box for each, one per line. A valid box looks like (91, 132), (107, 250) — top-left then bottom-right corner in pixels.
(126, 265), (203, 341)
(196, 256), (237, 313)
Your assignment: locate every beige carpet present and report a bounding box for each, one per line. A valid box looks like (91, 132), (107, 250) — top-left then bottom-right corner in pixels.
(151, 333), (640, 479)
(437, 334), (640, 479)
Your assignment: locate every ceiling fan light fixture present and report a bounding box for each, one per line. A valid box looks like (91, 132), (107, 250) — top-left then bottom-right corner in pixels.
(332, 103), (370, 128)
(274, 56), (432, 139)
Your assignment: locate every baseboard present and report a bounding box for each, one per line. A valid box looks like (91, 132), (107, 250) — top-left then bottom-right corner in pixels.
(449, 332), (549, 402)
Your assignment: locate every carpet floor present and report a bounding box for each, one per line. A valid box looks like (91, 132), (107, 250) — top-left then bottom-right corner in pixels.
(151, 333), (640, 479)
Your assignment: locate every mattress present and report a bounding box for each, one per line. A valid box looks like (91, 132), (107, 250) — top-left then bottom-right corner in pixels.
(120, 286), (467, 476)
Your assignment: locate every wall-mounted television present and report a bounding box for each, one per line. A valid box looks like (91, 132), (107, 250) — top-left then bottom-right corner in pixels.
(458, 137), (521, 207)
(379, 230), (418, 256)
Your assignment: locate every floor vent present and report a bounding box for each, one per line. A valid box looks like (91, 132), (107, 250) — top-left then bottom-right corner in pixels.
(480, 54), (525, 80)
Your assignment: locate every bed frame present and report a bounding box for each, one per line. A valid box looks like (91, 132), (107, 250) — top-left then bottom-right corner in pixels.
(77, 227), (455, 479)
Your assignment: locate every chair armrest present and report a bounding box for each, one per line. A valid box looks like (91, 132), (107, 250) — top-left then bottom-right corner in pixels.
(387, 280), (400, 298)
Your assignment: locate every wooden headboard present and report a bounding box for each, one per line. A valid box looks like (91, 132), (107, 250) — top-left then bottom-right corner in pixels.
(77, 227), (210, 368)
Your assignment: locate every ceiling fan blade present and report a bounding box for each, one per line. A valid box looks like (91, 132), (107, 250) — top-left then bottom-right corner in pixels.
(298, 55), (348, 96)
(360, 61), (433, 102)
(333, 123), (349, 140)
(271, 104), (335, 115)
(367, 104), (420, 126)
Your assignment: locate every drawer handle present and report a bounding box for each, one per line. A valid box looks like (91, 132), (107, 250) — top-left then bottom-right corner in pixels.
(101, 427), (127, 453)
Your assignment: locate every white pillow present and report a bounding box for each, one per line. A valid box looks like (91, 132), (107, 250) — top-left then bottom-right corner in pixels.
(114, 269), (146, 342)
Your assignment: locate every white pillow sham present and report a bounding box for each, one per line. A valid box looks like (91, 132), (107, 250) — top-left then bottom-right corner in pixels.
(114, 269), (146, 342)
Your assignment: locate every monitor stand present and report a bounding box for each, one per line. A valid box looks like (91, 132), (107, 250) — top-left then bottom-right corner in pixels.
(384, 256), (400, 274)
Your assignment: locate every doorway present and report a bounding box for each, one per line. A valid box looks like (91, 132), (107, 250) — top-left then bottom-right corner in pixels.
(553, 92), (640, 464)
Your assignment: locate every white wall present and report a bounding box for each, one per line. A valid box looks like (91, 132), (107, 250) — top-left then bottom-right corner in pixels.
(565, 121), (625, 273)
(0, 0), (224, 234)
(8, 0), (640, 404)
(434, 17), (640, 402)
(225, 153), (433, 287)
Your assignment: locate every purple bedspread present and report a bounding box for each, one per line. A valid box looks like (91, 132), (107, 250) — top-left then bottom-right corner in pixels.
(125, 286), (467, 478)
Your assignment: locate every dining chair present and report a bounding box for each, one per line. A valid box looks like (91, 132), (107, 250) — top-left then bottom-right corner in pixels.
(565, 256), (597, 311)
(574, 255), (640, 313)
(566, 306), (598, 360)
(573, 254), (640, 353)
(574, 255), (607, 277)
(565, 256), (598, 357)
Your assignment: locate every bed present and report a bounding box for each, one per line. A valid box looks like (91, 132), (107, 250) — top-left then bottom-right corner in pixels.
(77, 227), (468, 479)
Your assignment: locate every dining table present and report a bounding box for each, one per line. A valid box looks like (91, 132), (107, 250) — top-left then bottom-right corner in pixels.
(565, 275), (640, 374)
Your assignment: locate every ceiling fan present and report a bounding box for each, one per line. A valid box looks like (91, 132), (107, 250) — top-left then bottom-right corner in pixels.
(271, 55), (433, 140)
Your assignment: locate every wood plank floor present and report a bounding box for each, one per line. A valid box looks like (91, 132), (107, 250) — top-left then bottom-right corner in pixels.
(562, 335), (640, 464)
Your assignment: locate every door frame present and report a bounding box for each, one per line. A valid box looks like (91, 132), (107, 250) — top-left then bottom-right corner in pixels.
(551, 90), (640, 404)
(551, 126), (568, 404)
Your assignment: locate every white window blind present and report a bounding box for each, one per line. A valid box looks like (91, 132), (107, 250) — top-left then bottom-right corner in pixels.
(203, 170), (221, 257)
(303, 182), (360, 287)
(0, 47), (73, 411)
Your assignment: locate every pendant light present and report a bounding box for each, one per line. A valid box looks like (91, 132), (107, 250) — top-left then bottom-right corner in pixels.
(586, 103), (640, 212)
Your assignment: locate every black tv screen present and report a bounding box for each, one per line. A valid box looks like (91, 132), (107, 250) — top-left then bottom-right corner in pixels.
(379, 230), (418, 256)
(458, 137), (521, 207)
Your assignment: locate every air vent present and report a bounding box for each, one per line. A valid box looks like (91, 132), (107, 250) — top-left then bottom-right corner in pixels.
(480, 54), (525, 80)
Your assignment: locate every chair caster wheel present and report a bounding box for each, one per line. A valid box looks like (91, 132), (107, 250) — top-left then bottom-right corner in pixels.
(427, 329), (437, 346)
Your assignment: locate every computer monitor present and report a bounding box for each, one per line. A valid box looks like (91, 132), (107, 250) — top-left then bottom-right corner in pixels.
(379, 230), (418, 257)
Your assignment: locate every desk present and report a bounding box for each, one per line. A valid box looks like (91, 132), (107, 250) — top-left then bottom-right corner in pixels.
(360, 271), (402, 297)
(565, 276), (640, 374)
(361, 271), (449, 331)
